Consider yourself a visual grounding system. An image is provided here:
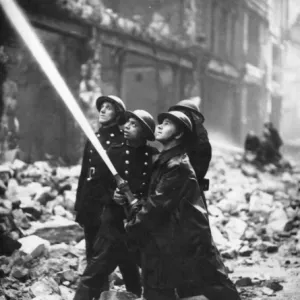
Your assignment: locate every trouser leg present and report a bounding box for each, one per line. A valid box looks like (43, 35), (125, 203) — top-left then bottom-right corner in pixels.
(140, 251), (177, 300)
(84, 225), (100, 262)
(177, 279), (241, 300)
(75, 234), (142, 299)
(118, 246), (141, 296)
(83, 224), (109, 291)
(74, 236), (115, 300)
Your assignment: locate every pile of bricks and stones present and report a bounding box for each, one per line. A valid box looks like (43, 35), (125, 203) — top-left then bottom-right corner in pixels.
(0, 150), (299, 300)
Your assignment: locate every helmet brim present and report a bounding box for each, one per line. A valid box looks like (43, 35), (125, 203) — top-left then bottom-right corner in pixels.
(125, 111), (155, 141)
(157, 112), (192, 133)
(96, 96), (126, 125)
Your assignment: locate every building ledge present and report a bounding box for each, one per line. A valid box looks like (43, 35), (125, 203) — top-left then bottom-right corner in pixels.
(243, 63), (265, 84)
(244, 0), (269, 20)
(206, 58), (239, 79)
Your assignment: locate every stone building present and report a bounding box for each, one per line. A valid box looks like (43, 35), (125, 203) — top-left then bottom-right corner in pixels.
(281, 0), (300, 145)
(190, 0), (287, 145)
(267, 0), (289, 130)
(191, 0), (271, 145)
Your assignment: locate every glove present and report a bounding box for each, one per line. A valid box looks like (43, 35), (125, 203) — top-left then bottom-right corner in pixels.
(113, 188), (128, 206)
(117, 179), (131, 193)
(129, 198), (141, 212)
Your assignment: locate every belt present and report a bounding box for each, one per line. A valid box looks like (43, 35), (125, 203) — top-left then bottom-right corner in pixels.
(86, 167), (96, 181)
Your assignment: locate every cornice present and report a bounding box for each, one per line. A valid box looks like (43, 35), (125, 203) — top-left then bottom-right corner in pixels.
(244, 0), (269, 21)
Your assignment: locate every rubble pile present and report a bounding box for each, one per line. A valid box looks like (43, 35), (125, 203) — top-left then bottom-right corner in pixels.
(0, 160), (85, 299)
(0, 152), (299, 299)
(206, 149), (300, 299)
(206, 150), (300, 255)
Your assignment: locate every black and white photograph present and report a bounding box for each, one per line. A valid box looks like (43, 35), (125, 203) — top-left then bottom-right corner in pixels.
(0, 0), (299, 299)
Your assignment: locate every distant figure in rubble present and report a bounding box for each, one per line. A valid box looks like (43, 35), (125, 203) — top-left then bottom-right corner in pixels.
(256, 126), (281, 165)
(244, 122), (284, 167)
(264, 121), (283, 153)
(244, 131), (260, 154)
(243, 130), (261, 163)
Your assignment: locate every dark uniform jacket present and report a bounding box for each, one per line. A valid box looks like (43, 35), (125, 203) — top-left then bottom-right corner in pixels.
(269, 127), (283, 151)
(110, 142), (158, 197)
(186, 116), (212, 187)
(126, 145), (228, 290)
(97, 142), (158, 240)
(75, 124), (124, 227)
(244, 133), (260, 153)
(256, 137), (281, 165)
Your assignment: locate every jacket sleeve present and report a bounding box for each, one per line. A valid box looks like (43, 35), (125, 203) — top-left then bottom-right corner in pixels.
(188, 140), (212, 181)
(126, 163), (189, 235)
(74, 140), (89, 212)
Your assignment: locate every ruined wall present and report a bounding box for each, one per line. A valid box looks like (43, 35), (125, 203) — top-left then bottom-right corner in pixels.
(0, 15), (17, 161)
(103, 0), (182, 39)
(2, 26), (85, 164)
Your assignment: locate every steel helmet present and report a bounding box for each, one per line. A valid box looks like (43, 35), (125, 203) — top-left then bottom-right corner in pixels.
(169, 97), (205, 123)
(96, 95), (126, 124)
(125, 109), (155, 141)
(157, 111), (193, 133)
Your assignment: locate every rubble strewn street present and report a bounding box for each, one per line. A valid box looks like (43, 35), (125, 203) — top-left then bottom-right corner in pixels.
(0, 149), (300, 300)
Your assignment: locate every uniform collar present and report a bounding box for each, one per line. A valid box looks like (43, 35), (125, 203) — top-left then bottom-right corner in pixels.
(156, 144), (185, 166)
(97, 124), (121, 135)
(125, 140), (147, 149)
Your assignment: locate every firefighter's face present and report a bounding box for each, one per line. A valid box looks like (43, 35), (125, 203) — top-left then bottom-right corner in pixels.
(124, 117), (143, 140)
(155, 118), (178, 142)
(99, 101), (117, 124)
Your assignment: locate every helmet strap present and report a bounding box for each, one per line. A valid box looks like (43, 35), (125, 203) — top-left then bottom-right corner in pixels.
(99, 119), (118, 129)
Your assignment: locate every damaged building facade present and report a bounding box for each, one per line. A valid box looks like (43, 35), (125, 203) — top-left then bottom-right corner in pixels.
(0, 0), (289, 163)
(0, 0), (195, 163)
(196, 0), (288, 145)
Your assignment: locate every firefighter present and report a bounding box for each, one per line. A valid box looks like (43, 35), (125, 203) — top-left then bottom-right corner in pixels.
(74, 95), (141, 299)
(75, 95), (126, 262)
(264, 121), (283, 153)
(244, 130), (260, 154)
(256, 126), (281, 166)
(168, 97), (211, 207)
(74, 109), (158, 300)
(122, 111), (240, 300)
